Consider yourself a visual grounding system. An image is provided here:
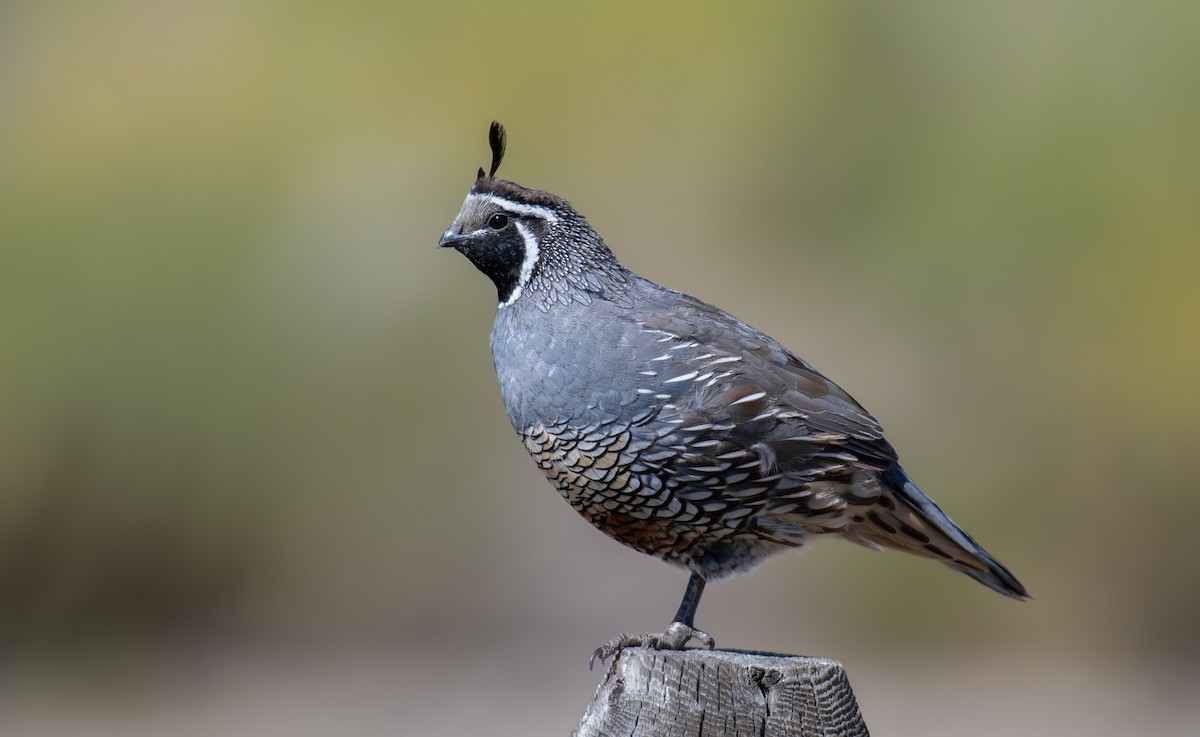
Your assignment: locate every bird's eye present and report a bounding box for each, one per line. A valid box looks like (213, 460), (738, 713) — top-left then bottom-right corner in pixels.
(487, 213), (509, 230)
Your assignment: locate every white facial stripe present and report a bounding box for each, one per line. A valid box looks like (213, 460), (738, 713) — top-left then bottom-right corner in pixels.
(499, 220), (540, 308)
(468, 193), (560, 223)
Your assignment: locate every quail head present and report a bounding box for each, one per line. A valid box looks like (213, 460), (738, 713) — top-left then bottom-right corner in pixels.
(439, 122), (1028, 666)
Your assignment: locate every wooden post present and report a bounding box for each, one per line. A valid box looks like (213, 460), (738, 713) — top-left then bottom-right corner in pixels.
(574, 648), (869, 737)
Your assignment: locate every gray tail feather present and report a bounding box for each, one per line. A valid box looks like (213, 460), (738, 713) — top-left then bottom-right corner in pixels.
(880, 465), (1030, 600)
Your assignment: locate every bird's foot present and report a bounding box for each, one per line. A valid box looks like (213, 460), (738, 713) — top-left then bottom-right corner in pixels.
(588, 621), (715, 670)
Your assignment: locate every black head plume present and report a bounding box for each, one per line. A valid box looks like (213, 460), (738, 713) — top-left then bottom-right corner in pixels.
(487, 121), (506, 178)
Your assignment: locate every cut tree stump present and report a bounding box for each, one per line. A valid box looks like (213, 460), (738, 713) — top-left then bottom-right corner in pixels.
(574, 648), (869, 737)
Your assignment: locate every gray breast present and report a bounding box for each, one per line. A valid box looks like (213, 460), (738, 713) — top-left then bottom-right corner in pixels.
(491, 294), (648, 432)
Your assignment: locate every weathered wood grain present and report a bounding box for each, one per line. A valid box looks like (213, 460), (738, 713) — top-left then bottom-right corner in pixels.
(574, 648), (868, 737)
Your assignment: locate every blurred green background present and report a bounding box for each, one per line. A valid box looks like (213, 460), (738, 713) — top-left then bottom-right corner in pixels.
(2, 0), (1198, 734)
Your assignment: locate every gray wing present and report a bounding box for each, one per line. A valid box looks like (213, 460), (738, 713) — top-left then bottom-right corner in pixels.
(636, 292), (896, 465)
(627, 290), (1023, 588)
(623, 292), (899, 541)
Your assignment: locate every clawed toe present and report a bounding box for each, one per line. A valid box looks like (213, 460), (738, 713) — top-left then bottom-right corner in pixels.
(588, 622), (716, 670)
(589, 634), (637, 670)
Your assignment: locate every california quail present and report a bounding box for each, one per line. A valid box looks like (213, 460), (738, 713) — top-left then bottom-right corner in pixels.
(439, 122), (1028, 665)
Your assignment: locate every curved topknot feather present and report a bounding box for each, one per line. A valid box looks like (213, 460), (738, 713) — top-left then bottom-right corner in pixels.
(488, 121), (506, 178)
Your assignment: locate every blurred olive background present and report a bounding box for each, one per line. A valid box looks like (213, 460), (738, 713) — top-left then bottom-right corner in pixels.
(2, 1), (1198, 735)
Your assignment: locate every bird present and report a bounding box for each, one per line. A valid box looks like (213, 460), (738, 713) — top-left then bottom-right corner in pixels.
(438, 122), (1028, 667)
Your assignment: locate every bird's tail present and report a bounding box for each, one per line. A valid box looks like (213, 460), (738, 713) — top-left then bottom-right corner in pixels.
(851, 465), (1029, 600)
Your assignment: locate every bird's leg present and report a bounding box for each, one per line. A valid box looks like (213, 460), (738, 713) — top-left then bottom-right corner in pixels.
(670, 570), (707, 629)
(589, 573), (716, 669)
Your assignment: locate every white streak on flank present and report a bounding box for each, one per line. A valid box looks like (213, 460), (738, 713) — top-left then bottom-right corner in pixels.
(639, 370), (658, 376)
(499, 220), (539, 308)
(651, 354), (672, 362)
(707, 356), (742, 365)
(780, 432), (847, 442)
(641, 329), (680, 343)
(664, 371), (699, 383)
(730, 391), (768, 406)
(693, 371), (714, 383)
(468, 193), (560, 222)
(654, 393), (671, 400)
(636, 388), (655, 394)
